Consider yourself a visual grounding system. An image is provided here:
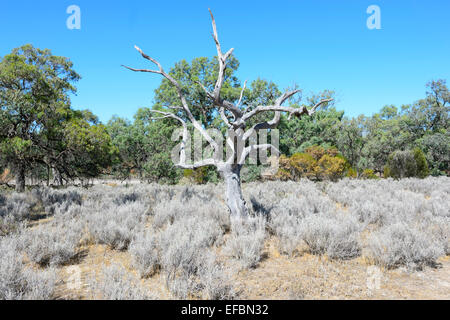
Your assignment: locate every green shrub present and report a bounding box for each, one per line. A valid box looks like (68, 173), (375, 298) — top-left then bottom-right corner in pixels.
(360, 169), (378, 179)
(384, 149), (429, 179)
(346, 167), (357, 178)
(276, 146), (349, 181)
(241, 165), (262, 183)
(183, 167), (208, 184)
(413, 148), (430, 178)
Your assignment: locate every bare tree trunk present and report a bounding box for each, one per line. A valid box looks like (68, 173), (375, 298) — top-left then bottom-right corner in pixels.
(15, 165), (25, 192)
(52, 168), (63, 186)
(47, 164), (51, 187)
(220, 164), (248, 218)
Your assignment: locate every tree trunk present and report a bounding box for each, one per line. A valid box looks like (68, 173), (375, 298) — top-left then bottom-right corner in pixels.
(47, 164), (51, 187)
(15, 165), (25, 192)
(220, 164), (248, 218)
(52, 168), (64, 186)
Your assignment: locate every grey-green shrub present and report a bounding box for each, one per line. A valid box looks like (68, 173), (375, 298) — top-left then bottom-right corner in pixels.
(89, 264), (156, 300)
(0, 236), (57, 300)
(224, 216), (266, 269)
(301, 214), (361, 260)
(128, 230), (160, 278)
(367, 222), (444, 269)
(23, 219), (83, 266)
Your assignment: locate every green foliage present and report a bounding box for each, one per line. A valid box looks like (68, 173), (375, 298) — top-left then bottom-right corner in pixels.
(183, 167), (209, 184)
(1, 44), (447, 187)
(384, 149), (429, 179)
(0, 45), (116, 189)
(107, 109), (181, 183)
(413, 148), (430, 179)
(346, 167), (357, 178)
(241, 165), (262, 183)
(383, 166), (391, 179)
(334, 115), (366, 173)
(360, 169), (378, 179)
(61, 113), (117, 179)
(153, 56), (241, 127)
(317, 154), (347, 181)
(417, 132), (449, 176)
(278, 91), (340, 156)
(276, 145), (349, 181)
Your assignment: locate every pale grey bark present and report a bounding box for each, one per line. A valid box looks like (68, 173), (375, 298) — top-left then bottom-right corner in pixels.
(219, 164), (248, 217)
(52, 167), (64, 186)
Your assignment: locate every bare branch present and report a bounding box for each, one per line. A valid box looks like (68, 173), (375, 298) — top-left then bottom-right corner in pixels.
(275, 89), (302, 106)
(308, 98), (334, 115)
(209, 9), (222, 56)
(239, 143), (280, 165)
(236, 80), (247, 108)
(241, 89), (332, 141)
(148, 109), (217, 169)
(241, 89), (300, 140)
(207, 9), (242, 121)
(195, 80), (214, 99)
(123, 46), (219, 153)
(148, 110), (185, 124)
(242, 97), (333, 122)
(220, 107), (232, 128)
(167, 106), (183, 110)
(121, 65), (160, 75)
(175, 158), (216, 170)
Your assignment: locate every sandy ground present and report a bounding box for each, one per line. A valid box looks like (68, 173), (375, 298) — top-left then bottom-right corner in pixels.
(52, 236), (450, 300)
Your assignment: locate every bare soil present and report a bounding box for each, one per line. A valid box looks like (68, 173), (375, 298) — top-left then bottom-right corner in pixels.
(53, 236), (450, 300)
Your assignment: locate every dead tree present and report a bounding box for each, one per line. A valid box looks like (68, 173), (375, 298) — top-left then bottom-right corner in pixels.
(123, 10), (332, 218)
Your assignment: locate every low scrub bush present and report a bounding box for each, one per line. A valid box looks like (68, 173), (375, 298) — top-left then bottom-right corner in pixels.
(0, 236), (57, 300)
(89, 264), (157, 300)
(301, 214), (361, 260)
(87, 201), (148, 250)
(224, 216), (266, 269)
(384, 148), (429, 179)
(0, 193), (31, 219)
(22, 219), (83, 266)
(268, 198), (305, 256)
(113, 192), (139, 205)
(33, 187), (82, 215)
(128, 230), (160, 278)
(158, 215), (225, 298)
(198, 256), (235, 300)
(276, 146), (350, 181)
(160, 216), (222, 278)
(367, 222), (444, 269)
(164, 249), (235, 300)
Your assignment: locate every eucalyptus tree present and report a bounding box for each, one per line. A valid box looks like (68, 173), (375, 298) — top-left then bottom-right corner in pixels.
(123, 10), (332, 217)
(334, 115), (367, 175)
(107, 109), (180, 183)
(0, 45), (80, 191)
(0, 45), (115, 190)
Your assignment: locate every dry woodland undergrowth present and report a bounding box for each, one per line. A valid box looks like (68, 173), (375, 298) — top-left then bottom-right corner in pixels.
(0, 177), (449, 300)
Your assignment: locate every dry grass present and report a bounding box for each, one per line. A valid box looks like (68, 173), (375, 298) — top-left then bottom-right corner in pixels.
(2, 178), (449, 300)
(48, 235), (450, 300)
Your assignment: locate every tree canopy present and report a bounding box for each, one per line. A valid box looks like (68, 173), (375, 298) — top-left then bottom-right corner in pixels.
(0, 45), (115, 190)
(1, 44), (448, 191)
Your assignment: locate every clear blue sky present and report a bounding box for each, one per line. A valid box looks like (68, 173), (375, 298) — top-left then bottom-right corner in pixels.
(1, 0), (449, 123)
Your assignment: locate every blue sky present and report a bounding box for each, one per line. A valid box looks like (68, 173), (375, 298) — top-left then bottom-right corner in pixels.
(1, 0), (449, 123)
